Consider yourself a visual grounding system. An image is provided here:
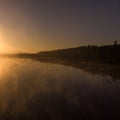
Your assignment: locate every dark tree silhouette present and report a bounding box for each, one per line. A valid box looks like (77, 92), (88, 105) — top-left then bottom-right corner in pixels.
(13, 44), (120, 65)
(114, 40), (118, 45)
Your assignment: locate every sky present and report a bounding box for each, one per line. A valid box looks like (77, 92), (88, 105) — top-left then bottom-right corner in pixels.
(0, 0), (120, 53)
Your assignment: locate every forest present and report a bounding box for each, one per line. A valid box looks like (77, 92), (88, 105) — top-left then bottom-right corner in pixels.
(3, 44), (120, 79)
(33, 44), (120, 65)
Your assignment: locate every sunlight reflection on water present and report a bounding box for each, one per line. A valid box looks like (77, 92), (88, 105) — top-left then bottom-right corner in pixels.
(0, 58), (120, 120)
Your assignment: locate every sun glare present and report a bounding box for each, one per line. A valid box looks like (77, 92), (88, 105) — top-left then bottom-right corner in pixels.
(0, 42), (18, 54)
(0, 30), (7, 53)
(0, 31), (18, 53)
(0, 42), (8, 53)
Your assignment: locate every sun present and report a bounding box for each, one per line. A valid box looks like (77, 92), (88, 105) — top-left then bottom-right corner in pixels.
(0, 32), (18, 53)
(0, 42), (8, 53)
(0, 39), (15, 53)
(0, 31), (7, 53)
(0, 29), (22, 54)
(0, 42), (12, 53)
(0, 41), (22, 54)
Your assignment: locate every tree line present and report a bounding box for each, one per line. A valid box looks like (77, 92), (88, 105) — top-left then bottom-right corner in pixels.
(33, 44), (120, 65)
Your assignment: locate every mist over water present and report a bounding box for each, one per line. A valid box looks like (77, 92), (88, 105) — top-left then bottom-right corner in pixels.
(0, 58), (120, 120)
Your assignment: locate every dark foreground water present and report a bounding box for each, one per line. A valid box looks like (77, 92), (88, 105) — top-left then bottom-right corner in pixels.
(0, 58), (120, 120)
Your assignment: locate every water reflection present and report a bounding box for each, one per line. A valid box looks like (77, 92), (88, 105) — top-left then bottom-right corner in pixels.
(34, 58), (120, 81)
(0, 58), (120, 120)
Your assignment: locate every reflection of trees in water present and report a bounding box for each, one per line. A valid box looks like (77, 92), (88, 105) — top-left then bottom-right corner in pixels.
(34, 58), (120, 81)
(0, 62), (120, 120)
(0, 58), (120, 119)
(13, 44), (120, 80)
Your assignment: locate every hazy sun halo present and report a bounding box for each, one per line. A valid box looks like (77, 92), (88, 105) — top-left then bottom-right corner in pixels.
(0, 42), (9, 53)
(0, 30), (8, 53)
(0, 30), (20, 53)
(0, 40), (18, 54)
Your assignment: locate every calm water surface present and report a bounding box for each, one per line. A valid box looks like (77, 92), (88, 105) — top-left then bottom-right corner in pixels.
(0, 58), (120, 120)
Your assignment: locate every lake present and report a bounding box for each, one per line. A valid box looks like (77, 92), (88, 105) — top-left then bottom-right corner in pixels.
(0, 58), (120, 120)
